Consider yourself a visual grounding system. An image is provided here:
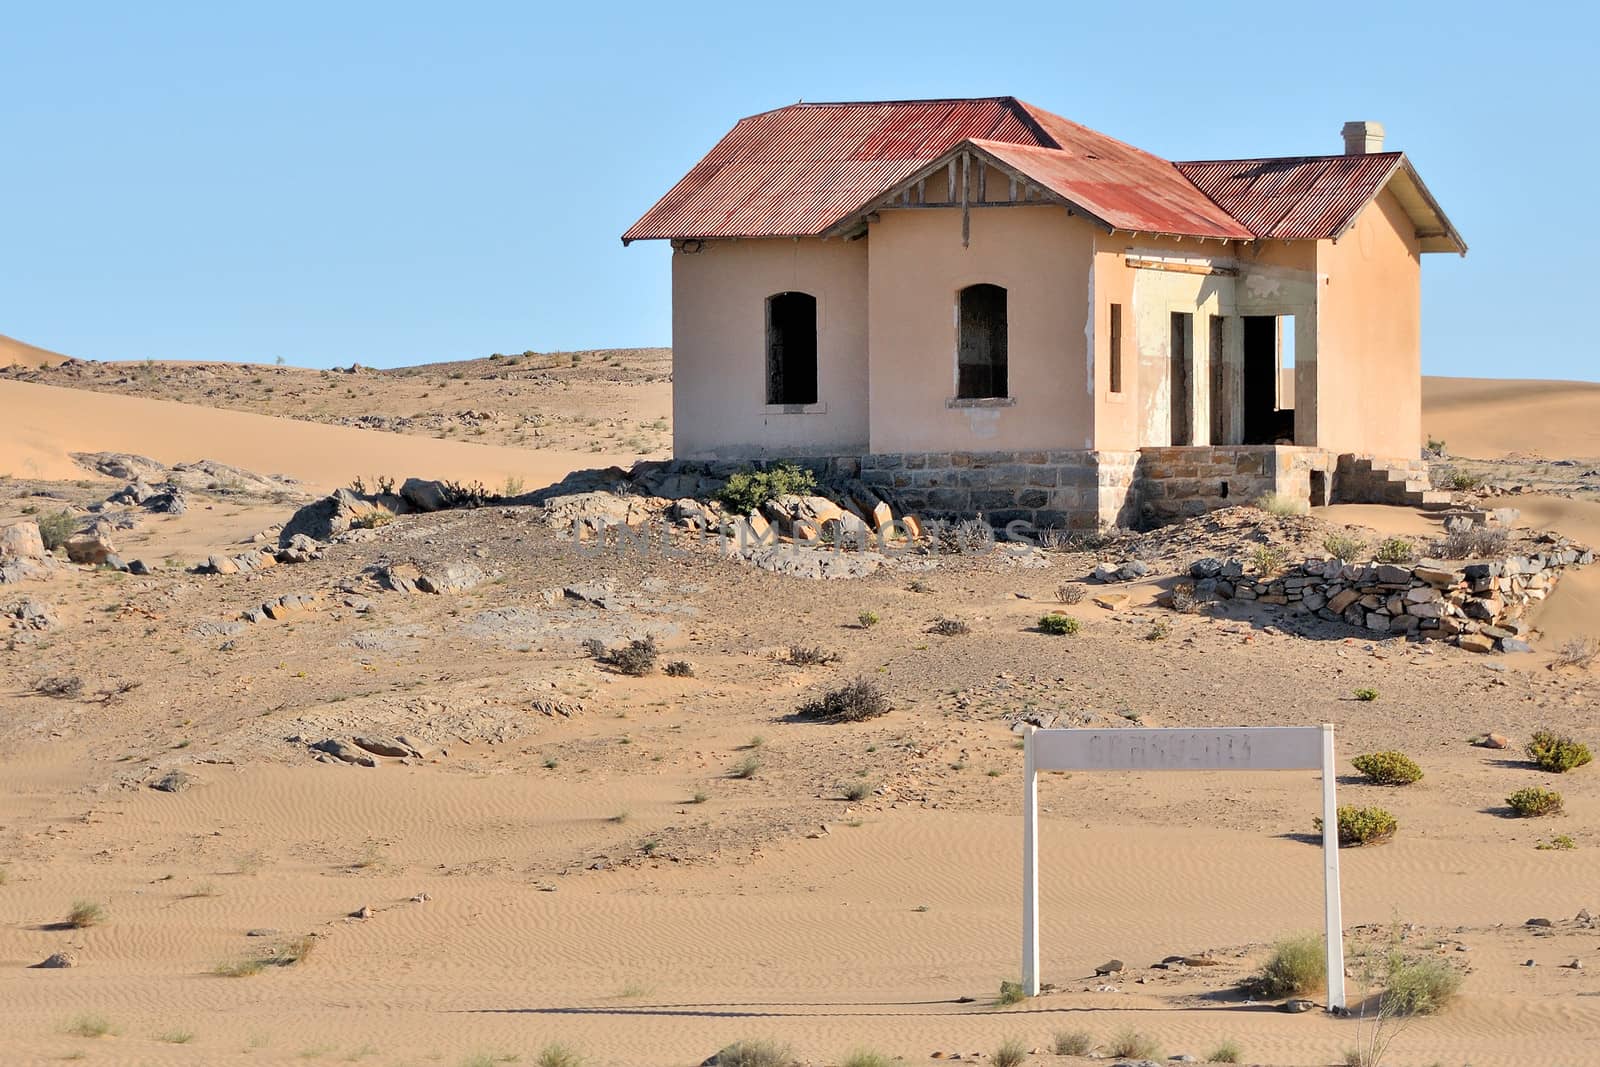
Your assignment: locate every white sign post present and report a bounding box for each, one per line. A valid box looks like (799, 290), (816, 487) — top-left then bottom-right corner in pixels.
(1021, 724), (1345, 1011)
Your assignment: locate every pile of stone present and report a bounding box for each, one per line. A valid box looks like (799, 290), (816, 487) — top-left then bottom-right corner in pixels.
(0, 520), (57, 584)
(1189, 542), (1593, 652)
(197, 534), (323, 574)
(106, 478), (187, 515)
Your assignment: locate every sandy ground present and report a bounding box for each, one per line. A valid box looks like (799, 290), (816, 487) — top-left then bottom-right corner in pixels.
(1423, 377), (1600, 461)
(1, 370), (1598, 1066)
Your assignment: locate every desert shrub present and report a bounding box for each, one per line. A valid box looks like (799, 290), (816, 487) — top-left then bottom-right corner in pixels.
(1434, 467), (1482, 492)
(1168, 582), (1204, 614)
(1552, 635), (1600, 669)
(1145, 620), (1171, 641)
(996, 979), (1028, 1005)
(1353, 687), (1379, 702)
(1374, 537), (1414, 564)
(600, 637), (658, 676)
(1434, 525), (1509, 560)
(1507, 786), (1563, 817)
(350, 510), (392, 529)
(1107, 1029), (1161, 1059)
(1382, 955), (1462, 1015)
(711, 1039), (794, 1067)
(537, 1043), (584, 1067)
(857, 610), (879, 629)
(785, 644), (837, 666)
(67, 900), (105, 928)
(1426, 437), (1447, 454)
(1249, 544), (1288, 576)
(798, 677), (890, 723)
(502, 475), (525, 498)
(36, 509), (75, 551)
(1247, 933), (1327, 998)
(1352, 751), (1422, 785)
(214, 956), (267, 978)
(906, 577), (933, 593)
(842, 1053), (893, 1067)
(1255, 492), (1307, 517)
(1323, 532), (1367, 562)
(928, 617), (970, 636)
(156, 1029), (195, 1043)
(1526, 730), (1592, 773)
(35, 674), (84, 699)
(1208, 1039), (1243, 1063)
(729, 755), (761, 780)
(1038, 613), (1081, 636)
(1316, 805), (1398, 847)
(1053, 1029), (1093, 1055)
(1056, 583), (1086, 605)
(935, 517), (995, 554)
(992, 1038), (1028, 1067)
(718, 463), (817, 514)
(841, 780), (872, 802)
(64, 1014), (116, 1038)
(1538, 834), (1577, 850)
(664, 660), (694, 677)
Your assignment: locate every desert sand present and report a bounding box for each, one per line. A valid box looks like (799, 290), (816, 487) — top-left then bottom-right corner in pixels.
(1423, 377), (1600, 461)
(1, 359), (1597, 1067)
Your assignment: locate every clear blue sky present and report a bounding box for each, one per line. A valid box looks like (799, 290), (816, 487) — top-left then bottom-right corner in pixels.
(4, 2), (1593, 380)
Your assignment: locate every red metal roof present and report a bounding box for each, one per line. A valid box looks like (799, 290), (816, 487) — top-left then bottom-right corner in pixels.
(623, 98), (1452, 247)
(1174, 153), (1404, 241)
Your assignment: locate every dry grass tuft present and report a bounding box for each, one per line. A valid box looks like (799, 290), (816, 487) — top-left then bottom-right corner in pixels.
(67, 900), (105, 928)
(797, 677), (890, 723)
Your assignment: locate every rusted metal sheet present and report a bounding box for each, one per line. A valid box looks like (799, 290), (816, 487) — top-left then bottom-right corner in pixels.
(1175, 153), (1403, 241)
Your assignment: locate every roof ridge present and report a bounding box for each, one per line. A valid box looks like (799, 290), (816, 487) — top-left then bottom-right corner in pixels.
(1175, 151), (1405, 167)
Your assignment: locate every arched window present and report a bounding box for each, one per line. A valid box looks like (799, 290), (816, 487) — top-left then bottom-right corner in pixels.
(957, 283), (1008, 399)
(766, 292), (817, 405)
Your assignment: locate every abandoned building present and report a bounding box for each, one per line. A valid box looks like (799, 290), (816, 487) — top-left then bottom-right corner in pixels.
(623, 98), (1466, 529)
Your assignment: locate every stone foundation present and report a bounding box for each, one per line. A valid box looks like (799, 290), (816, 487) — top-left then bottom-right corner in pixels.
(1134, 446), (1335, 523)
(858, 450), (1139, 530)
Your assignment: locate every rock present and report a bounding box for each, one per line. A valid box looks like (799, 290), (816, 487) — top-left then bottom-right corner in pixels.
(127, 558), (152, 575)
(1092, 593), (1128, 610)
(1093, 958), (1125, 976)
(262, 594), (316, 620)
(279, 488), (380, 545)
(1327, 589), (1361, 614)
(1500, 637), (1534, 654)
(1116, 560), (1150, 581)
(310, 739), (377, 767)
(1457, 633), (1496, 654)
(668, 498), (712, 527)
(352, 905), (373, 919)
(71, 451), (167, 482)
(33, 951), (77, 969)
(246, 928), (279, 937)
(1475, 733), (1512, 750)
(1376, 564), (1413, 584)
(1527, 917), (1554, 928)
(1189, 557), (1223, 580)
(64, 528), (117, 565)
(399, 477), (451, 512)
(1282, 998), (1315, 1013)
(276, 533), (322, 564)
(415, 563), (484, 595)
(352, 736), (415, 759)
(150, 770), (195, 793)
(8, 599), (59, 631)
(1093, 561), (1121, 582)
(0, 521), (47, 559)
(202, 554), (239, 575)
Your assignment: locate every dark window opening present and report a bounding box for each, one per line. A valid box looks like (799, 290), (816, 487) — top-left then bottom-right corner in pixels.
(766, 291), (817, 405)
(1209, 314), (1229, 444)
(1170, 311), (1193, 445)
(1242, 315), (1295, 444)
(957, 283), (1008, 399)
(1109, 303), (1124, 394)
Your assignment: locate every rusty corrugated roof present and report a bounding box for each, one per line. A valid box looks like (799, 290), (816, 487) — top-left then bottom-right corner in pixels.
(623, 99), (1461, 250)
(1174, 153), (1404, 241)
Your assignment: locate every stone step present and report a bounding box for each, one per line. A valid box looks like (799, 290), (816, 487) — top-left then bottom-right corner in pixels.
(1418, 491), (1454, 509)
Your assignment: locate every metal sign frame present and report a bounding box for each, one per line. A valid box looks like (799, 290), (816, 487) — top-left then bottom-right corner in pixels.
(1021, 724), (1345, 1011)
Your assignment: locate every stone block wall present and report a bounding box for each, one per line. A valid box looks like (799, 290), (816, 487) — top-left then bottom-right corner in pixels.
(1133, 446), (1334, 523)
(858, 449), (1135, 530)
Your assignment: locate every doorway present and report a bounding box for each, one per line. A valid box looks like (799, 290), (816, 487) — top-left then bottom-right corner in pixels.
(1170, 312), (1193, 446)
(1242, 315), (1293, 444)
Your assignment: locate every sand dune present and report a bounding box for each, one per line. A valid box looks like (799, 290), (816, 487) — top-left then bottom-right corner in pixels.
(1423, 376), (1600, 460)
(0, 379), (637, 491)
(0, 332), (72, 369)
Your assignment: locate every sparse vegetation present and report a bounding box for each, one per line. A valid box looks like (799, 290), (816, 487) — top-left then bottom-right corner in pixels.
(1249, 544), (1288, 577)
(718, 463), (817, 514)
(1255, 492), (1306, 517)
(1382, 955), (1462, 1016)
(36, 674), (85, 699)
(537, 1043), (582, 1067)
(155, 1029), (195, 1044)
(797, 677), (890, 723)
(996, 979), (1028, 1005)
(1053, 1029), (1093, 1056)
(856, 610), (879, 629)
(598, 636), (659, 676)
(710, 1039), (795, 1067)
(36, 509), (75, 551)
(64, 1014), (116, 1038)
(1145, 619), (1171, 641)
(1434, 467), (1483, 492)
(928, 617), (970, 636)
(785, 644), (838, 667)
(1246, 932), (1327, 998)
(1352, 751), (1421, 785)
(1374, 537), (1414, 564)
(992, 1037), (1028, 1067)
(1106, 1029), (1161, 1059)
(841, 781), (872, 802)
(730, 755), (761, 779)
(663, 659), (694, 677)
(1207, 1038), (1243, 1063)
(1323, 532), (1368, 562)
(349, 510), (392, 529)
(67, 900), (105, 928)
(1538, 834), (1577, 850)
(841, 1052), (893, 1067)
(1551, 635), (1600, 670)
(1434, 525), (1509, 560)
(1037, 613), (1081, 636)
(1316, 805), (1398, 847)
(1507, 786), (1564, 817)
(1526, 730), (1592, 773)
(1353, 687), (1380, 702)
(1055, 583), (1086, 605)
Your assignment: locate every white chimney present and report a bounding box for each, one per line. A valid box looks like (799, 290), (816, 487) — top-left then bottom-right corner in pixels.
(1341, 121), (1385, 155)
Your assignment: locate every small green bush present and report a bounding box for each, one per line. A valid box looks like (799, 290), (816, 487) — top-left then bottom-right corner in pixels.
(600, 637), (659, 677)
(1382, 955), (1462, 1015)
(1436, 467), (1483, 492)
(1250, 544), (1288, 576)
(841, 1052), (893, 1067)
(37, 510), (75, 551)
(1207, 1038), (1243, 1064)
(537, 1043), (584, 1067)
(1353, 687), (1379, 702)
(1374, 537), (1415, 564)
(996, 979), (1028, 1005)
(1526, 731), (1592, 773)
(1351, 751), (1422, 785)
(718, 463), (817, 514)
(67, 900), (105, 928)
(1247, 933), (1326, 998)
(1323, 532), (1367, 562)
(712, 1039), (794, 1067)
(729, 755), (761, 780)
(841, 780), (872, 802)
(798, 677), (890, 723)
(992, 1038), (1028, 1067)
(1107, 1029), (1161, 1059)
(1538, 834), (1577, 850)
(64, 1014), (116, 1038)
(856, 610), (879, 629)
(928, 617), (970, 636)
(1053, 1029), (1093, 1055)
(663, 660), (694, 677)
(1316, 805), (1398, 847)
(1507, 786), (1563, 817)
(1255, 492), (1307, 517)
(1038, 613), (1081, 636)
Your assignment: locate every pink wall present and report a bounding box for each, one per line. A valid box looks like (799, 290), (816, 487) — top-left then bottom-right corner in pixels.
(865, 206), (1095, 454)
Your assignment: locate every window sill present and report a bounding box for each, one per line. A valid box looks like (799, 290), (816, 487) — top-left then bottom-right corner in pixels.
(763, 402), (827, 415)
(946, 396), (1016, 409)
